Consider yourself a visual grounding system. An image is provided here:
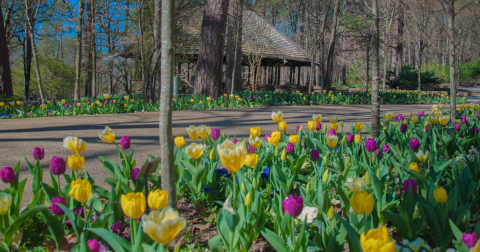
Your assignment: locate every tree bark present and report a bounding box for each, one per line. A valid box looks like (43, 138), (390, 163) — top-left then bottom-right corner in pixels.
(323, 0), (340, 92)
(160, 0), (177, 209)
(150, 0), (161, 101)
(448, 0), (456, 120)
(91, 0), (96, 98)
(392, 9), (403, 76)
(371, 0), (380, 138)
(84, 0), (93, 97)
(225, 0), (243, 94)
(366, 40), (370, 92)
(25, 0), (44, 102)
(74, 0), (84, 101)
(417, 40), (422, 92)
(23, 23), (32, 100)
(194, 0), (229, 97)
(0, 0), (12, 97)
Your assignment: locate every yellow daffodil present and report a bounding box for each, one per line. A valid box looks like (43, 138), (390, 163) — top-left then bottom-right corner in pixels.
(0, 193), (12, 215)
(308, 120), (317, 131)
(186, 125), (199, 141)
(142, 207), (186, 245)
(249, 137), (262, 149)
(174, 136), (186, 148)
(245, 154), (259, 168)
(439, 115), (450, 126)
(360, 226), (396, 252)
(355, 134), (361, 144)
(271, 111), (283, 123)
(289, 135), (299, 145)
(434, 186), (448, 203)
(98, 126), (115, 143)
(313, 114), (322, 123)
(121, 192), (146, 219)
(382, 112), (394, 120)
(198, 125), (211, 139)
(345, 177), (365, 192)
(148, 189), (168, 210)
(409, 162), (420, 173)
(278, 121), (287, 132)
(355, 122), (363, 131)
(329, 116), (338, 124)
(63, 136), (87, 154)
(250, 127), (261, 138)
(350, 191), (374, 214)
(415, 150), (429, 163)
(69, 179), (92, 203)
(217, 140), (246, 173)
(186, 143), (206, 160)
(67, 154), (85, 171)
(326, 134), (338, 148)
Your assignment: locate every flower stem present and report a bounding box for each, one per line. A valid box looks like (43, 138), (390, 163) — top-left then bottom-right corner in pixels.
(232, 173), (237, 210)
(291, 216), (296, 251)
(131, 217), (137, 245)
(58, 175), (61, 193)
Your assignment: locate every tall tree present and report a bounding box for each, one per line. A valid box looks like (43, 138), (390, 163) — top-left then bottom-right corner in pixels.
(84, 0), (93, 97)
(371, 0), (380, 138)
(447, 0), (456, 120)
(25, 0), (44, 102)
(194, 0), (229, 97)
(323, 0), (340, 92)
(23, 22), (32, 100)
(225, 0), (243, 94)
(391, 4), (403, 76)
(149, 0), (161, 101)
(0, 0), (13, 97)
(160, 0), (177, 208)
(74, 0), (84, 101)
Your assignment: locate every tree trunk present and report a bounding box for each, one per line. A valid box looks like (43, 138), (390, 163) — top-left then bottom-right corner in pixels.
(149, 0), (161, 102)
(0, 0), (12, 97)
(194, 0), (229, 97)
(91, 0), (96, 98)
(448, 0), (456, 120)
(225, 0), (243, 94)
(371, 0), (380, 138)
(84, 0), (92, 97)
(74, 0), (84, 101)
(417, 40), (422, 92)
(366, 42), (370, 92)
(23, 24), (32, 100)
(25, 0), (44, 102)
(160, 0), (177, 209)
(324, 0), (340, 92)
(392, 9), (403, 76)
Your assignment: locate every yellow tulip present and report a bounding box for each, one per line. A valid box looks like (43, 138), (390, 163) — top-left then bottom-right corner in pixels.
(207, 97), (211, 101)
(249, 137), (262, 149)
(415, 150), (429, 163)
(98, 126), (115, 143)
(409, 162), (420, 173)
(217, 140), (246, 173)
(174, 136), (186, 148)
(360, 226), (396, 252)
(428, 116), (438, 124)
(142, 207), (186, 245)
(329, 123), (338, 131)
(411, 115), (419, 124)
(278, 121), (287, 132)
(364, 172), (371, 186)
(271, 111), (283, 123)
(250, 127), (261, 138)
(67, 154), (85, 171)
(280, 149), (287, 161)
(313, 114), (322, 123)
(61, 99), (65, 104)
(130, 99), (135, 104)
(245, 192), (252, 207)
(289, 135), (299, 145)
(0, 193), (12, 215)
(186, 125), (199, 141)
(245, 154), (258, 168)
(326, 134), (338, 148)
(209, 149), (215, 160)
(382, 112), (394, 120)
(41, 104), (46, 109)
(350, 191), (374, 214)
(198, 125), (211, 139)
(63, 136), (87, 154)
(434, 111), (442, 117)
(308, 120), (317, 131)
(121, 192), (146, 219)
(103, 94), (109, 99)
(190, 99), (194, 103)
(148, 189), (168, 210)
(355, 134), (361, 144)
(267, 135), (280, 147)
(329, 116), (338, 124)
(439, 115), (450, 126)
(355, 122), (363, 131)
(322, 169), (329, 184)
(327, 206), (335, 220)
(272, 131), (281, 140)
(345, 177), (365, 192)
(186, 143), (206, 160)
(69, 179), (92, 203)
(434, 186), (448, 203)
(0, 102), (4, 107)
(461, 103), (466, 109)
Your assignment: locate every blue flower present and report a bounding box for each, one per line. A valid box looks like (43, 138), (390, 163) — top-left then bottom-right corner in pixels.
(216, 168), (229, 177)
(261, 167), (270, 180)
(204, 187), (213, 193)
(271, 189), (279, 198)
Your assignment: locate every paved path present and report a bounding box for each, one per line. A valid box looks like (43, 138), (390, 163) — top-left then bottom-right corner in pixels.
(0, 103), (442, 203)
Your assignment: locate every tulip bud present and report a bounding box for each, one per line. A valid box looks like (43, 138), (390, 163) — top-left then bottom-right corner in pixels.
(0, 167), (15, 184)
(341, 135), (346, 144)
(340, 121), (344, 128)
(409, 132), (414, 139)
(306, 182), (312, 193)
(323, 155), (327, 164)
(245, 192), (252, 207)
(344, 157), (351, 169)
(274, 146), (279, 157)
(322, 169), (329, 184)
(364, 172), (371, 186)
(120, 136), (131, 150)
(209, 149), (215, 160)
(252, 177), (257, 190)
(327, 206), (335, 220)
(32, 147), (45, 160)
(281, 149), (287, 161)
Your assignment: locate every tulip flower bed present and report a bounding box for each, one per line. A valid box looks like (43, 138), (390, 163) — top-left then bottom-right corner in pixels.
(0, 90), (466, 119)
(2, 104), (480, 251)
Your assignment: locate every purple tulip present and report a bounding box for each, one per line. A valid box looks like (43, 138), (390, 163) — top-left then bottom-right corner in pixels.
(365, 138), (377, 152)
(51, 196), (66, 216)
(0, 167), (15, 184)
(248, 144), (255, 154)
(311, 149), (320, 162)
(454, 124), (460, 131)
(264, 134), (271, 142)
(65, 103), (69, 108)
(150, 100), (153, 104)
(232, 138), (239, 144)
(120, 136), (131, 150)
(50, 156), (66, 175)
(110, 99), (114, 104)
(131, 168), (140, 181)
(417, 111), (424, 116)
(382, 144), (389, 153)
(397, 114), (403, 122)
(409, 138), (420, 151)
(296, 126), (301, 133)
(88, 239), (101, 252)
(471, 127), (479, 135)
(400, 124), (407, 133)
(316, 123), (322, 131)
(346, 134), (354, 143)
(426, 125), (432, 132)
(282, 194), (304, 217)
(477, 112), (480, 118)
(88, 101), (92, 106)
(74, 208), (85, 218)
(375, 149), (380, 155)
(462, 117), (467, 124)
(286, 142), (294, 153)
(211, 128), (221, 140)
(403, 179), (417, 195)
(65, 220), (73, 229)
(328, 129), (336, 135)
(32, 147), (45, 160)
(111, 221), (126, 235)
(462, 232), (478, 249)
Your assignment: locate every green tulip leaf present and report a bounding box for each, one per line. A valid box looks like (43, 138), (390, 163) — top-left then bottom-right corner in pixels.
(87, 227), (131, 252)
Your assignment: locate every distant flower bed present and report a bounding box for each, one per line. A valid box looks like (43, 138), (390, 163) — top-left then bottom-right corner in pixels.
(0, 90), (466, 119)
